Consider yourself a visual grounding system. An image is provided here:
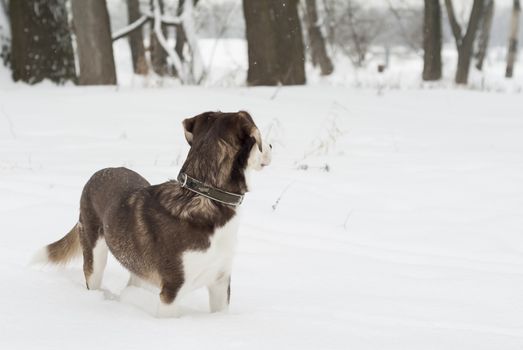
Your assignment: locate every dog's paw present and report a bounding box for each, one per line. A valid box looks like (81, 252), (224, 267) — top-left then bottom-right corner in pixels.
(156, 301), (182, 318)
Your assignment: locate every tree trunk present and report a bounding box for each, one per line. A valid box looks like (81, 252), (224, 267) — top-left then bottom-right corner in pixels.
(9, 0), (76, 84)
(0, 0), (10, 67)
(455, 44), (475, 84)
(127, 0), (148, 75)
(174, 0), (199, 61)
(475, 0), (494, 71)
(243, 0), (280, 85)
(150, 0), (169, 76)
(175, 0), (187, 63)
(423, 0), (442, 81)
(273, 0), (306, 85)
(243, 0), (306, 86)
(71, 0), (116, 85)
(305, 0), (334, 76)
(506, 0), (521, 78)
(445, 0), (484, 84)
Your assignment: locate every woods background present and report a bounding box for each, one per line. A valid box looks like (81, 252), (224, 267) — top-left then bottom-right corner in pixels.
(0, 0), (521, 88)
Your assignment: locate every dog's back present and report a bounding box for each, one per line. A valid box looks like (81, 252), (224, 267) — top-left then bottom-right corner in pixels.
(36, 167), (149, 280)
(81, 167), (150, 222)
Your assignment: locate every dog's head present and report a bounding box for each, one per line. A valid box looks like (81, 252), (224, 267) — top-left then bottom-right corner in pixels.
(182, 111), (271, 173)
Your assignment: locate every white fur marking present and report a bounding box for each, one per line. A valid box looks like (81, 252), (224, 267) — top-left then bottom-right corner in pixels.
(30, 247), (49, 265)
(208, 278), (230, 313)
(127, 273), (159, 293)
(180, 215), (239, 312)
(247, 141), (272, 171)
(87, 238), (108, 290)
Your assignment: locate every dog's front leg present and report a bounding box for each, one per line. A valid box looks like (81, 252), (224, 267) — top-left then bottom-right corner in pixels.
(156, 282), (184, 318)
(208, 276), (231, 313)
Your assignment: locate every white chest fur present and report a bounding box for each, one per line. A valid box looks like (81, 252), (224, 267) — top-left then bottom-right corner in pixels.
(181, 214), (239, 292)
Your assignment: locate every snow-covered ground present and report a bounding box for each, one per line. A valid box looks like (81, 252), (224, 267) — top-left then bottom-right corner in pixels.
(1, 83), (522, 349)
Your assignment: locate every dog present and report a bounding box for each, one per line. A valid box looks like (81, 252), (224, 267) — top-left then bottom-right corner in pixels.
(35, 111), (271, 317)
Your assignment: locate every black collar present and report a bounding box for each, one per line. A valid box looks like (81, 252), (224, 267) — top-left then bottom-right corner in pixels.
(177, 172), (244, 207)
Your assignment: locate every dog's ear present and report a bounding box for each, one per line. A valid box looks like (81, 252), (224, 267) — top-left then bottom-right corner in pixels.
(183, 112), (217, 146)
(182, 117), (196, 146)
(238, 111), (262, 152)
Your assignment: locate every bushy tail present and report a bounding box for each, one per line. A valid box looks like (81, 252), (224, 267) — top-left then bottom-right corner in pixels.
(32, 224), (82, 265)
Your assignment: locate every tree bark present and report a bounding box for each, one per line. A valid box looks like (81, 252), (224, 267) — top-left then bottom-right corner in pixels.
(243, 0), (280, 85)
(175, 0), (187, 63)
(305, 0), (334, 76)
(150, 0), (169, 76)
(174, 0), (199, 61)
(243, 0), (306, 86)
(273, 0), (306, 85)
(445, 0), (485, 84)
(0, 0), (10, 67)
(506, 0), (521, 78)
(71, 0), (117, 85)
(9, 0), (76, 84)
(423, 0), (442, 81)
(127, 0), (148, 75)
(475, 0), (494, 71)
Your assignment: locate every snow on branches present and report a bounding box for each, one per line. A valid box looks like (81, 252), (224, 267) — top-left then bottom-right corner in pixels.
(111, 0), (204, 84)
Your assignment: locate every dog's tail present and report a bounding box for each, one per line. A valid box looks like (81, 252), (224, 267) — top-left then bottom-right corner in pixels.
(32, 223), (82, 265)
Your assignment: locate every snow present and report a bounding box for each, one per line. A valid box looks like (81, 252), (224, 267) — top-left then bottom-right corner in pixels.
(0, 82), (522, 349)
(1, 22), (523, 348)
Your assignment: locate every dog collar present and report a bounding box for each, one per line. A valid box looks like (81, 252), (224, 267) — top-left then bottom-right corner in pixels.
(177, 172), (244, 207)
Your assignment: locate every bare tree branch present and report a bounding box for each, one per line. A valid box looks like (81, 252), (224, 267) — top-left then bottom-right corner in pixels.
(181, 0), (205, 83)
(152, 0), (187, 82)
(444, 0), (463, 48)
(475, 0), (494, 70)
(112, 9), (184, 42)
(506, 0), (521, 77)
(112, 15), (150, 41)
(386, 0), (421, 53)
(463, 0), (486, 44)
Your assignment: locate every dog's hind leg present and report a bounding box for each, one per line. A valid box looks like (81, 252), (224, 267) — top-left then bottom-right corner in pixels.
(126, 273), (157, 292)
(127, 273), (143, 288)
(88, 238), (108, 290)
(80, 223), (108, 290)
(208, 275), (231, 313)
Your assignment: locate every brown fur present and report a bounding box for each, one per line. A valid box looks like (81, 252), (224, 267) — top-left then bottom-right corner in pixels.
(43, 111), (261, 307)
(46, 224), (81, 264)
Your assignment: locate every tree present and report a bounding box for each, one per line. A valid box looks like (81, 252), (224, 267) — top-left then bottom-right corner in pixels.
(243, 0), (306, 86)
(150, 0), (169, 76)
(9, 0), (75, 84)
(112, 0), (202, 84)
(327, 0), (384, 68)
(505, 0), (521, 78)
(305, 0), (334, 76)
(174, 0), (200, 65)
(127, 0), (148, 75)
(423, 0), (442, 81)
(0, 0), (9, 67)
(445, 0), (485, 84)
(243, 1), (279, 85)
(273, 0), (306, 85)
(475, 0), (494, 71)
(71, 0), (117, 85)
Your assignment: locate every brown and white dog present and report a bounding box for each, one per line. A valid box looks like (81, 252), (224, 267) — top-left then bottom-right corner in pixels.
(35, 111), (271, 317)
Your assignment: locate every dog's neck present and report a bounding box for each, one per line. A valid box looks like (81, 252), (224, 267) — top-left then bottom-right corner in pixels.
(154, 142), (249, 226)
(180, 141), (248, 195)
